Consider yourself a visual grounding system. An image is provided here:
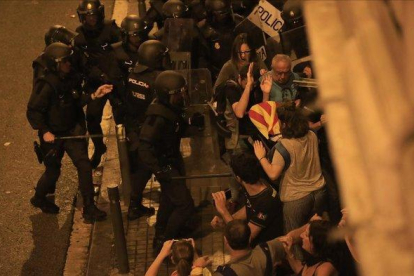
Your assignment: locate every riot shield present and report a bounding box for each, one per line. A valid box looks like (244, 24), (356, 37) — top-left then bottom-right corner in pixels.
(176, 68), (213, 105)
(176, 69), (231, 184)
(162, 18), (195, 52)
(279, 25), (309, 59)
(266, 25), (309, 65)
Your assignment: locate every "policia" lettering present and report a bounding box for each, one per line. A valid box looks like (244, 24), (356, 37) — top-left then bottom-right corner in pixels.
(128, 78), (150, 89)
(254, 5), (283, 32)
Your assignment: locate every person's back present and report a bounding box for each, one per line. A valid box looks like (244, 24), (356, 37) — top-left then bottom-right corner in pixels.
(214, 220), (286, 276)
(275, 131), (325, 202)
(216, 240), (286, 276)
(244, 183), (284, 247)
(124, 68), (158, 131)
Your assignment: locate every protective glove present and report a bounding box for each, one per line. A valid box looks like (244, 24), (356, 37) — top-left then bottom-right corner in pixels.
(155, 165), (172, 182)
(189, 112), (205, 128)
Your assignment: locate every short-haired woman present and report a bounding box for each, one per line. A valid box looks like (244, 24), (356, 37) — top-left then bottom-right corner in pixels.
(253, 100), (327, 234)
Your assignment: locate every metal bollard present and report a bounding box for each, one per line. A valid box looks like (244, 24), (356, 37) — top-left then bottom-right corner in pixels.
(116, 124), (131, 206)
(108, 185), (129, 274)
(138, 0), (147, 18)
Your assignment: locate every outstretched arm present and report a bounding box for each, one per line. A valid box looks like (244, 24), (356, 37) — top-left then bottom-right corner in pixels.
(253, 141), (284, 180)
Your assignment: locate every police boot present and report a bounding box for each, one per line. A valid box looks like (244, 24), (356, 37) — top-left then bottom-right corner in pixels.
(127, 197), (155, 221)
(82, 197), (107, 222)
(30, 194), (60, 214)
(90, 144), (107, 169)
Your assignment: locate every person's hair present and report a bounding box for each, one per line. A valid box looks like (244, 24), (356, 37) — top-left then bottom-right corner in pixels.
(297, 87), (318, 108)
(308, 220), (335, 260)
(277, 100), (309, 138)
(224, 220), (251, 250)
(231, 33), (258, 65)
(239, 62), (260, 81)
(293, 61), (312, 74)
(230, 153), (261, 184)
(171, 240), (194, 276)
(272, 54), (292, 68)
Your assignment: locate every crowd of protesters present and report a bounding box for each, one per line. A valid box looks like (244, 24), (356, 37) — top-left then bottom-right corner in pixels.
(27, 0), (359, 275)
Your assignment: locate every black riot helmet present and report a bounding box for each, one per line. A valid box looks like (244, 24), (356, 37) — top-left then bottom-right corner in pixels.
(282, 0), (304, 28)
(44, 25), (78, 47)
(136, 40), (170, 71)
(120, 15), (149, 44)
(205, 0), (231, 14)
(162, 0), (188, 19)
(188, 0), (207, 22)
(77, 0), (105, 24)
(205, 0), (232, 25)
(43, 42), (73, 72)
(154, 70), (187, 107)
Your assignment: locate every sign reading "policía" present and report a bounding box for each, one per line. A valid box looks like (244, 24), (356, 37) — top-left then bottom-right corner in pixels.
(247, 0), (284, 37)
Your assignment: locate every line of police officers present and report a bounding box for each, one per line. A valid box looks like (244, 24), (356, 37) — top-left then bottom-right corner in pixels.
(26, 0), (302, 252)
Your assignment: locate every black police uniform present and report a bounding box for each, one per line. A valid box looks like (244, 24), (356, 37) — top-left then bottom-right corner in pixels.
(200, 4), (243, 81)
(124, 67), (158, 209)
(74, 19), (122, 153)
(138, 101), (195, 240)
(27, 71), (94, 202)
(33, 26), (80, 87)
(33, 49), (83, 89)
(32, 54), (48, 87)
(111, 42), (139, 79)
(143, 0), (168, 30)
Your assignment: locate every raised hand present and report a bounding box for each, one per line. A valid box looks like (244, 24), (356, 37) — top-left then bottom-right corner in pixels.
(260, 73), (273, 95)
(253, 140), (267, 161)
(94, 84), (113, 99)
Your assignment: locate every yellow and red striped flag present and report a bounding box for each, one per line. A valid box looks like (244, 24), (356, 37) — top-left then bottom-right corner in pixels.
(248, 101), (281, 139)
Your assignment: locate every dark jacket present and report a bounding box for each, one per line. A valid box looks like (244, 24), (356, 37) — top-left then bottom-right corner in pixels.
(27, 71), (91, 135)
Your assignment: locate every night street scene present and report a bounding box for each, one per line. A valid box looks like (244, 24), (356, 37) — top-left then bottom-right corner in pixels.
(0, 0), (413, 275)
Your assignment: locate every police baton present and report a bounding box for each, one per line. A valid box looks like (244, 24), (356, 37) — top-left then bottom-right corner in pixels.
(171, 172), (233, 181)
(54, 134), (116, 140)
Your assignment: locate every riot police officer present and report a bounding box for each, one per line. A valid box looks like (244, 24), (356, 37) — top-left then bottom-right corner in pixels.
(74, 0), (122, 168)
(152, 0), (188, 40)
(200, 0), (243, 81)
(33, 25), (79, 85)
(27, 42), (111, 222)
(143, 0), (168, 31)
(162, 0), (189, 19)
(124, 40), (169, 221)
(138, 70), (204, 252)
(111, 15), (150, 78)
(280, 0), (309, 58)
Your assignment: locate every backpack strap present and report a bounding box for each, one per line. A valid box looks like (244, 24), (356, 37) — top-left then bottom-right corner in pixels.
(259, 243), (273, 276)
(216, 265), (238, 276)
(267, 141), (291, 171)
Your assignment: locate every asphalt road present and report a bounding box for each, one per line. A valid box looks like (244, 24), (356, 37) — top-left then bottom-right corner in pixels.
(0, 1), (114, 275)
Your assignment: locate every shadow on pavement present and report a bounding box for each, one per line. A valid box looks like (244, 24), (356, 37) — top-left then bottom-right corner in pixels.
(21, 211), (73, 276)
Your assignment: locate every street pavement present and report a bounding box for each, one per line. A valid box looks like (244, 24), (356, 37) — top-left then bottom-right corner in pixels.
(0, 1), (114, 275)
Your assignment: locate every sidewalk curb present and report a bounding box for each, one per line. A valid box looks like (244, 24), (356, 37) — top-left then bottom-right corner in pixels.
(86, 115), (123, 275)
(63, 0), (129, 274)
(63, 103), (118, 276)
